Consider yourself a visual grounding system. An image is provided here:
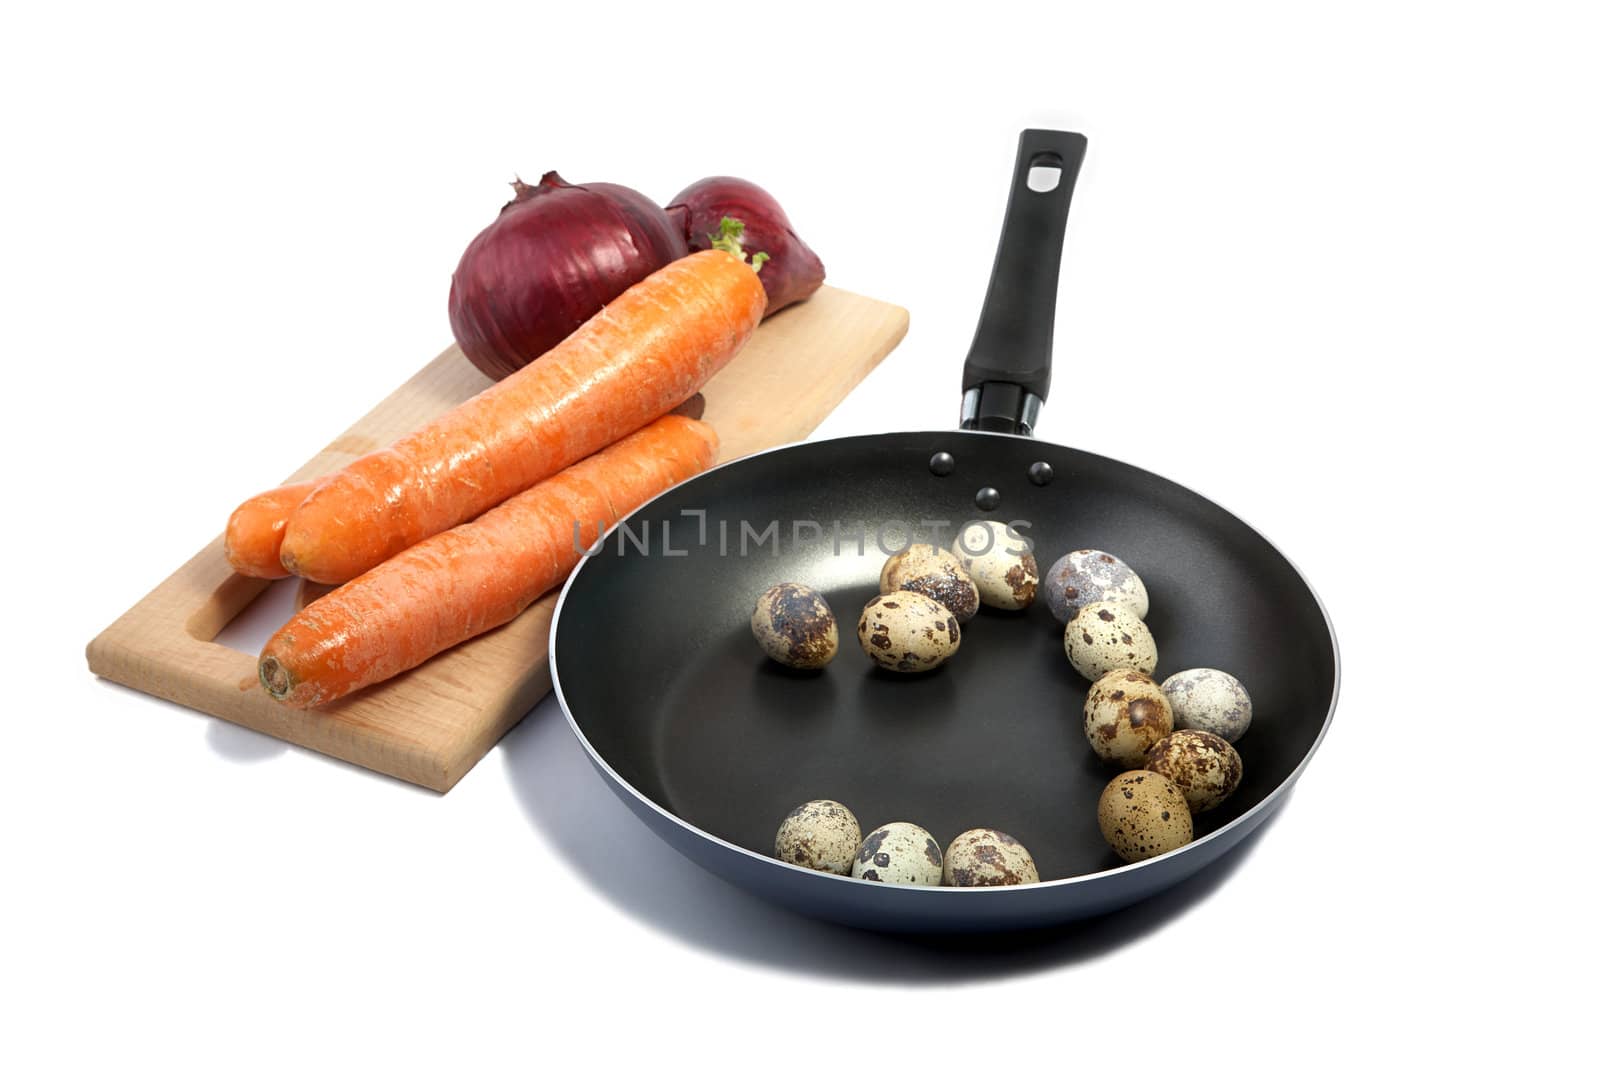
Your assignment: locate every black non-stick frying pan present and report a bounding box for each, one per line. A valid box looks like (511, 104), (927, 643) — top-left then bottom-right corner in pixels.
(550, 130), (1339, 934)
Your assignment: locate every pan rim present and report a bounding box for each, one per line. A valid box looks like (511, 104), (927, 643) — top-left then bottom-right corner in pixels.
(549, 428), (1341, 896)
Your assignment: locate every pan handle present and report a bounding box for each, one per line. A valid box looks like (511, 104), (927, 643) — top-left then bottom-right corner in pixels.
(960, 128), (1087, 436)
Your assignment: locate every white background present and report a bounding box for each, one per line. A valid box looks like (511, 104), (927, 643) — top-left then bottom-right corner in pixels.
(4, 2), (1594, 1062)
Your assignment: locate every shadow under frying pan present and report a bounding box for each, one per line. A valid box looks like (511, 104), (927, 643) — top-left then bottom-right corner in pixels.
(502, 695), (1287, 982)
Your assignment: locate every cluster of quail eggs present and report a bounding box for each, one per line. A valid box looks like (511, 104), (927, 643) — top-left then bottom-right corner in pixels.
(751, 536), (1261, 883)
(1046, 548), (1158, 680)
(774, 799), (1040, 887)
(1045, 548), (1255, 863)
(749, 519), (1036, 675)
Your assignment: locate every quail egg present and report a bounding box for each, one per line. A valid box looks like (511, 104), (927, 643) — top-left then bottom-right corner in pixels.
(852, 822), (944, 885)
(1144, 730), (1243, 814)
(1065, 600), (1158, 680)
(1084, 669), (1174, 768)
(856, 591), (961, 672)
(951, 520), (1038, 609)
(879, 543), (979, 623)
(942, 828), (1041, 886)
(1097, 770), (1194, 862)
(751, 582), (838, 669)
(774, 799), (862, 874)
(1042, 548), (1149, 624)
(1162, 667), (1253, 743)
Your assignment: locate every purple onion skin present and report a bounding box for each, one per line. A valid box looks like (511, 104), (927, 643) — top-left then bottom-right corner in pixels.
(666, 177), (825, 315)
(448, 171), (688, 381)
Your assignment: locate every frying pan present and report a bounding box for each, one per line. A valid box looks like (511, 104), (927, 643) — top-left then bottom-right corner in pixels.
(549, 130), (1338, 933)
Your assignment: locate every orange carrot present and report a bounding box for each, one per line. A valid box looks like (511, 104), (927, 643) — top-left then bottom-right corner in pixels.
(223, 478), (330, 579)
(279, 250), (765, 584)
(259, 415), (717, 708)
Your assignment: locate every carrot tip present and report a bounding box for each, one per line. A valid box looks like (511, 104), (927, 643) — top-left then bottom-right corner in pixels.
(259, 656), (293, 700)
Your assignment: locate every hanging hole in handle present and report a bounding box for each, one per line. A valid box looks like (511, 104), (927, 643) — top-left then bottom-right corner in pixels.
(1026, 151), (1063, 193)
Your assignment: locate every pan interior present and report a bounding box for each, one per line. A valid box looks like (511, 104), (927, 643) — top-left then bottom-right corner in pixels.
(554, 432), (1335, 883)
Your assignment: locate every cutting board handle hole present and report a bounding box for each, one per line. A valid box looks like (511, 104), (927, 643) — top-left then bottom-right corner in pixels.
(205, 575), (306, 655)
(185, 573), (271, 642)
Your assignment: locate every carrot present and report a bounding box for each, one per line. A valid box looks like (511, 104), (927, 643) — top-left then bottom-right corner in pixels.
(223, 478), (330, 579)
(259, 414), (718, 709)
(278, 249), (765, 585)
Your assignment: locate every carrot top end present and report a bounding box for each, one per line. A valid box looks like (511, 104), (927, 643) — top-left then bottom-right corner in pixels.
(708, 216), (769, 273)
(259, 655), (294, 701)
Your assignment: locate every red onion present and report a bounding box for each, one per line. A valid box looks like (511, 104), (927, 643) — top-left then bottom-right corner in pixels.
(667, 177), (826, 315)
(448, 172), (687, 380)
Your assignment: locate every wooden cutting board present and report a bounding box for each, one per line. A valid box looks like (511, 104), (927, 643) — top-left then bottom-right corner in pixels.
(87, 285), (908, 792)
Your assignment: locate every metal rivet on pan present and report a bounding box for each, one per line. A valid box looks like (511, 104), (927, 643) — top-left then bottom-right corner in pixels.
(929, 451), (956, 476)
(1028, 461), (1054, 486)
(975, 487), (1001, 511)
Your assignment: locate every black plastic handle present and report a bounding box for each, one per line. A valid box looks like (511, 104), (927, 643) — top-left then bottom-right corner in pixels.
(960, 129), (1088, 435)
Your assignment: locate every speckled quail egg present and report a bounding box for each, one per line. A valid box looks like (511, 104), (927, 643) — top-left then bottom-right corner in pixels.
(1144, 730), (1243, 814)
(1065, 600), (1158, 680)
(751, 582), (839, 669)
(942, 828), (1041, 887)
(1042, 548), (1149, 624)
(1162, 667), (1253, 743)
(951, 521), (1038, 610)
(1098, 770), (1194, 863)
(856, 591), (961, 672)
(879, 544), (979, 623)
(774, 799), (862, 874)
(852, 822), (944, 885)
(1084, 669), (1174, 768)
